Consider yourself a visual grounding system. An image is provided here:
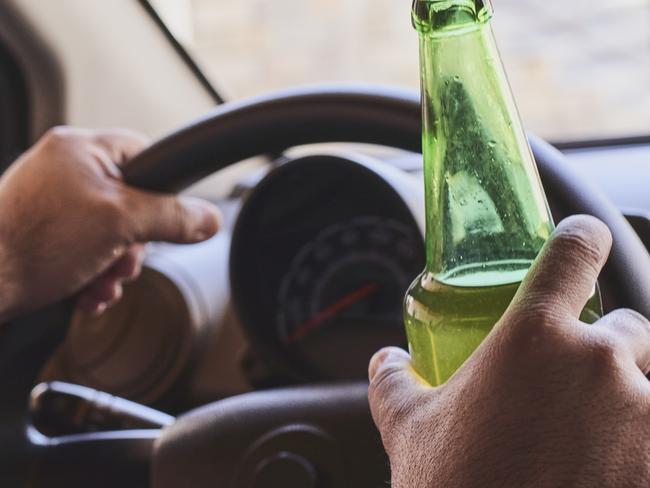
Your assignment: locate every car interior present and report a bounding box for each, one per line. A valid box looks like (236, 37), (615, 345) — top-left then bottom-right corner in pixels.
(0, 1), (649, 486)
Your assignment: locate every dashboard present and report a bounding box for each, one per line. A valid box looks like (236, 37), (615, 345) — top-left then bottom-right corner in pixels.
(230, 154), (424, 383)
(38, 143), (650, 412)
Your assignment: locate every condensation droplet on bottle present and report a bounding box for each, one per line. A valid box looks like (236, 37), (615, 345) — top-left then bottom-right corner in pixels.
(488, 140), (497, 148)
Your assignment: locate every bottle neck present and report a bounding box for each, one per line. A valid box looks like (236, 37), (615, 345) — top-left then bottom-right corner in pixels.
(412, 0), (493, 36)
(416, 10), (554, 287)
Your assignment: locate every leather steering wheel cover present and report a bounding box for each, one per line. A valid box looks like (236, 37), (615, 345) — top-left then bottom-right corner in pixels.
(529, 135), (650, 317)
(122, 85), (421, 192)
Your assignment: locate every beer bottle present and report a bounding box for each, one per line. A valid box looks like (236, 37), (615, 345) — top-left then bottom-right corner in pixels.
(405, 0), (602, 385)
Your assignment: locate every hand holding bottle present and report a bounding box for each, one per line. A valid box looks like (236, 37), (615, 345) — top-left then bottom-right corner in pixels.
(370, 215), (650, 487)
(406, 0), (602, 385)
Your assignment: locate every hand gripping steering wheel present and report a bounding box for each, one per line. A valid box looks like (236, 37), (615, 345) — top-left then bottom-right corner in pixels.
(2, 85), (649, 487)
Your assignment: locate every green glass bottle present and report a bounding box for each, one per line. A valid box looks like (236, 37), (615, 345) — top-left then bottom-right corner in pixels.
(405, 0), (602, 386)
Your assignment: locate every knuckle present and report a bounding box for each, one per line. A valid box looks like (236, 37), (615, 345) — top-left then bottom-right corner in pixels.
(91, 132), (122, 161)
(585, 334), (623, 373)
(611, 308), (650, 331)
(43, 126), (80, 145)
(498, 304), (580, 369)
(97, 194), (130, 239)
(368, 364), (402, 405)
(44, 126), (71, 140)
(41, 127), (70, 149)
(41, 126), (93, 154)
(169, 199), (191, 241)
(602, 309), (650, 361)
(91, 129), (149, 164)
(508, 298), (566, 339)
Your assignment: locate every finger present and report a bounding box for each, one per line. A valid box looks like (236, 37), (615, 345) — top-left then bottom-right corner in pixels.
(87, 277), (122, 304)
(509, 215), (612, 321)
(107, 244), (145, 282)
(124, 190), (222, 244)
(76, 245), (143, 315)
(76, 296), (107, 316)
(77, 278), (123, 315)
(595, 309), (650, 374)
(92, 129), (150, 166)
(368, 347), (427, 433)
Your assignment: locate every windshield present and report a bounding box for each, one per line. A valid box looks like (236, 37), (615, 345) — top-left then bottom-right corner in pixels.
(149, 0), (650, 143)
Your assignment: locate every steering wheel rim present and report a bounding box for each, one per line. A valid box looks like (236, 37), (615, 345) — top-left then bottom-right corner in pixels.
(2, 84), (649, 486)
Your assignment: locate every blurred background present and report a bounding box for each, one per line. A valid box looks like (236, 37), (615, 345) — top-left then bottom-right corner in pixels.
(150, 0), (650, 143)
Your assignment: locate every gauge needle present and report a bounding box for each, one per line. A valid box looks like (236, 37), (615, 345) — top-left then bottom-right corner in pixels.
(286, 282), (379, 344)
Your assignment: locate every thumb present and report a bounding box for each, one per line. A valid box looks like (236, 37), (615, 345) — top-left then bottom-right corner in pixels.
(368, 347), (426, 437)
(509, 215), (612, 321)
(124, 188), (222, 244)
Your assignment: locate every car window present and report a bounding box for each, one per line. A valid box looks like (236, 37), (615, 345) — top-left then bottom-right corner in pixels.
(149, 0), (650, 143)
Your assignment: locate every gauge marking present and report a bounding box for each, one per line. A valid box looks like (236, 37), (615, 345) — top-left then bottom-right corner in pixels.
(286, 282), (379, 344)
(274, 216), (425, 380)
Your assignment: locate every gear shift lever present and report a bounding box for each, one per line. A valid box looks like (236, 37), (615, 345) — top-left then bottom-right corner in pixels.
(30, 381), (174, 437)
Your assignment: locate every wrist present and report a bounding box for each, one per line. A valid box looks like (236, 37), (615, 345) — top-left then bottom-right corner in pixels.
(0, 280), (16, 324)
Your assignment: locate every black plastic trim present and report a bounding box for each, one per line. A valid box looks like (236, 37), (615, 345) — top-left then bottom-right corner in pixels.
(137, 0), (225, 105)
(625, 210), (650, 251)
(0, 23), (30, 169)
(553, 135), (650, 151)
(0, 1), (65, 143)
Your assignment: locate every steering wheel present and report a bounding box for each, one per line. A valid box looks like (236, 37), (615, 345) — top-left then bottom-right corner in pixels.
(2, 85), (649, 487)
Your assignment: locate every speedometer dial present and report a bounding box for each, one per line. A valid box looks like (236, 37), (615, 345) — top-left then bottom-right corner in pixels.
(230, 153), (425, 382)
(278, 218), (420, 378)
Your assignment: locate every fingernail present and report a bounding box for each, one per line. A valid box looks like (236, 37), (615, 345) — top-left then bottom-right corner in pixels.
(92, 302), (107, 317)
(369, 348), (409, 382)
(110, 283), (124, 303)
